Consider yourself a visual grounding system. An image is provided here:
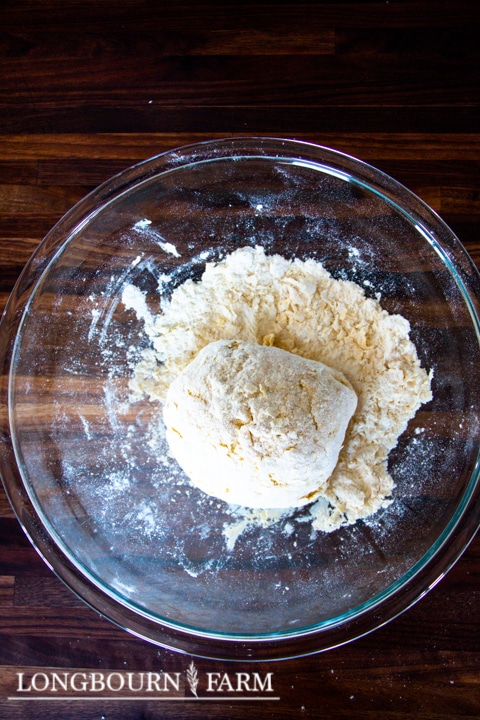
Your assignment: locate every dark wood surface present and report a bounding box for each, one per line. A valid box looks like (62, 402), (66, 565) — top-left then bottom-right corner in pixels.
(0, 1), (479, 718)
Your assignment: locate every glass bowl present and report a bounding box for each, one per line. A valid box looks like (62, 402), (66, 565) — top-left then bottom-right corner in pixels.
(0, 137), (479, 661)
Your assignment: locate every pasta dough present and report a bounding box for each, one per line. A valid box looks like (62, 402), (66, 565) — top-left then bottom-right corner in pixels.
(125, 245), (432, 530)
(163, 339), (357, 508)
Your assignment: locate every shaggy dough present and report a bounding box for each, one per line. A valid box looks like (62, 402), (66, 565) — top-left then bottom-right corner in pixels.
(163, 339), (358, 508)
(126, 245), (433, 530)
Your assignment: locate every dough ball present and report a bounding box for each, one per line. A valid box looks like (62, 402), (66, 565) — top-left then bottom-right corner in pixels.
(163, 339), (357, 508)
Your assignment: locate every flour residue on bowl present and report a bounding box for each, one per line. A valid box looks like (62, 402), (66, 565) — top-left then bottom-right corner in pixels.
(122, 245), (433, 540)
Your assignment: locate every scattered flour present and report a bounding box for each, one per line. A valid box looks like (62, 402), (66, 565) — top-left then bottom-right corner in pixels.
(122, 245), (432, 533)
(132, 218), (181, 257)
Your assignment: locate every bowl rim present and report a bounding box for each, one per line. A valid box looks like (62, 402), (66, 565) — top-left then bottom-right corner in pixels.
(0, 136), (479, 660)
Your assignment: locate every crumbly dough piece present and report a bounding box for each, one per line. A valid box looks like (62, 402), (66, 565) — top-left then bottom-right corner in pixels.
(126, 246), (432, 531)
(163, 339), (358, 508)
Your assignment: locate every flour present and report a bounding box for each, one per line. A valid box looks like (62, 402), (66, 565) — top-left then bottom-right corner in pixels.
(132, 218), (182, 258)
(123, 245), (432, 534)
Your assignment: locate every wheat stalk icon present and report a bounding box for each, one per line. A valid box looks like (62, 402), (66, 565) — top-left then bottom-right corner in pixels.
(186, 660), (199, 697)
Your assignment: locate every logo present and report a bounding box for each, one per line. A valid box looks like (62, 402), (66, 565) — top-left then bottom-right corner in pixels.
(8, 663), (279, 703)
(186, 661), (199, 697)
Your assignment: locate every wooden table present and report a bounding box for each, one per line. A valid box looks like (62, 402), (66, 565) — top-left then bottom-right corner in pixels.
(0, 1), (479, 717)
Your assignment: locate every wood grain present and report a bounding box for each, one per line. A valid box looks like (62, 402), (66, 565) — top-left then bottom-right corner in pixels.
(0, 0), (479, 718)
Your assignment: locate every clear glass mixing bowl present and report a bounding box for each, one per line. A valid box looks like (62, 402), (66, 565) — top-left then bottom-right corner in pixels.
(0, 138), (479, 660)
